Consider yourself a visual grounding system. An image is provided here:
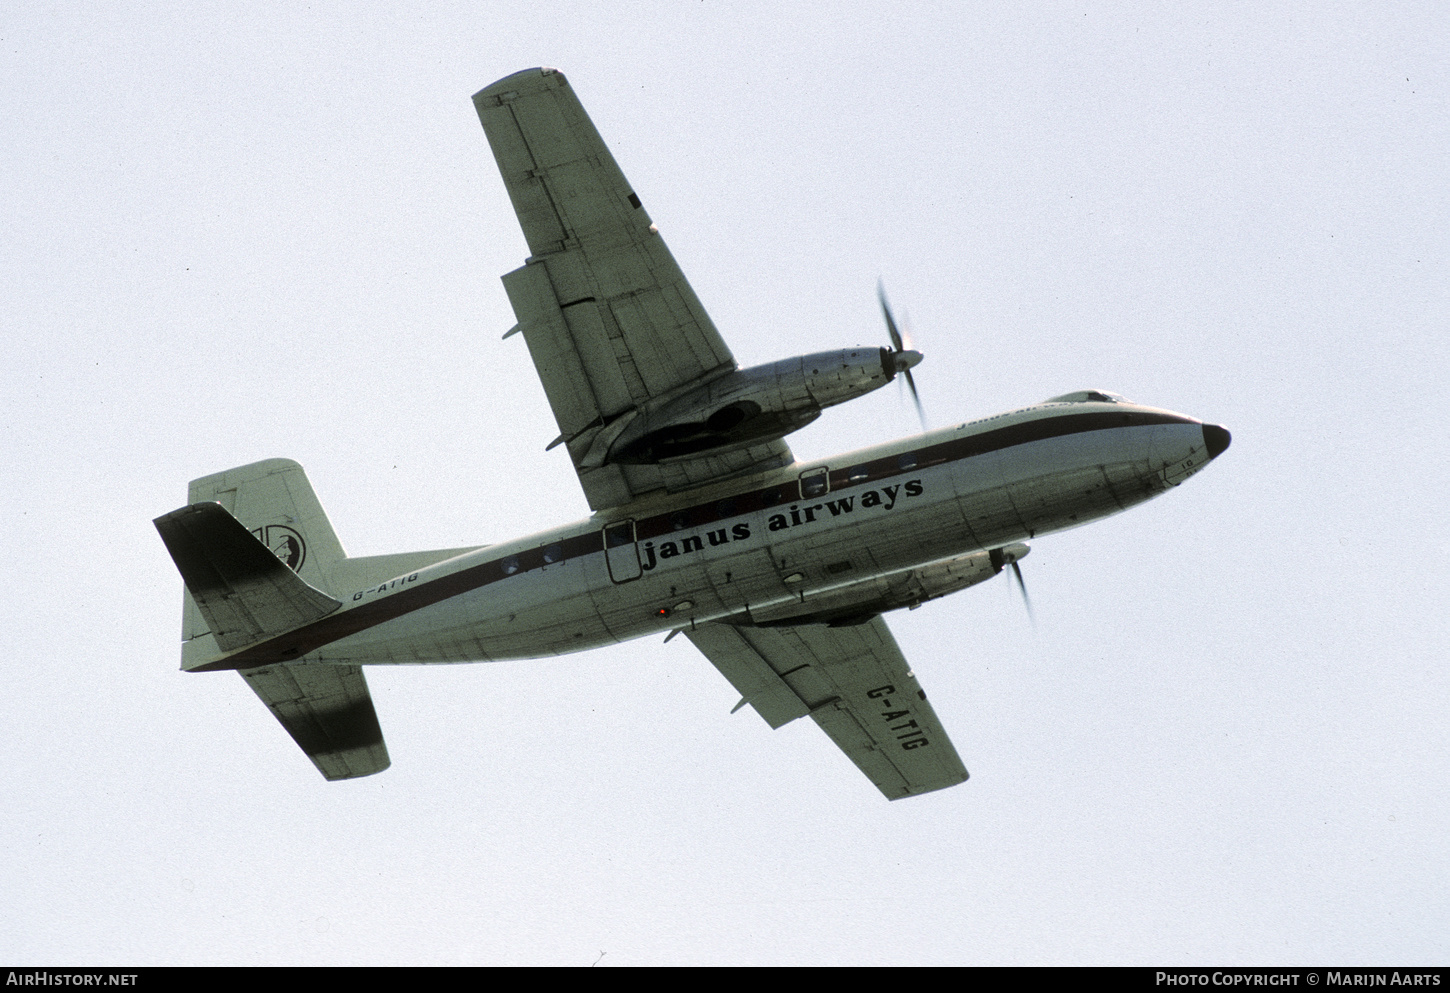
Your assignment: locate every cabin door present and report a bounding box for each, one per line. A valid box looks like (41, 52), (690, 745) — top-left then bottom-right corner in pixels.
(603, 520), (642, 583)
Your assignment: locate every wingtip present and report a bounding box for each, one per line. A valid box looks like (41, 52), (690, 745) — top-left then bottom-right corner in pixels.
(474, 67), (568, 102)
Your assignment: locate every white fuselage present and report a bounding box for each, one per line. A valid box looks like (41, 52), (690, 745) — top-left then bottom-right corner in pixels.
(195, 401), (1219, 671)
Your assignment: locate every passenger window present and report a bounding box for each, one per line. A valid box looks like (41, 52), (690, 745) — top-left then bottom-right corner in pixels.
(502, 555), (520, 575)
(543, 543), (563, 564)
(759, 485), (795, 507)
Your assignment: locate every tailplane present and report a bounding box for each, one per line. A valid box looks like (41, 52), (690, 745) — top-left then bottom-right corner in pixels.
(154, 501), (342, 653)
(157, 459), (390, 780)
(157, 458), (482, 781)
(169, 458), (481, 664)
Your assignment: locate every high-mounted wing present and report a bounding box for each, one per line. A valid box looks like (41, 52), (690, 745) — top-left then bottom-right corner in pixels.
(474, 68), (791, 510)
(686, 617), (969, 800)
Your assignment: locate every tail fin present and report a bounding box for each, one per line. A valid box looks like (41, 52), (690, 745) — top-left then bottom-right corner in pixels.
(166, 457), (485, 669)
(187, 459), (343, 605)
(158, 459), (391, 781)
(154, 502), (342, 654)
(171, 459), (343, 660)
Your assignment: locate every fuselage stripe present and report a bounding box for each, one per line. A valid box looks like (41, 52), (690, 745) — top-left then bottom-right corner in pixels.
(193, 409), (1194, 671)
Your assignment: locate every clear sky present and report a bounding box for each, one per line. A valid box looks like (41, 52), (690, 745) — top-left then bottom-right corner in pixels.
(3, 1), (1447, 966)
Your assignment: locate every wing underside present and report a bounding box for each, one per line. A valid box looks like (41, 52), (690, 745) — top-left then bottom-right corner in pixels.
(686, 617), (969, 800)
(475, 68), (791, 509)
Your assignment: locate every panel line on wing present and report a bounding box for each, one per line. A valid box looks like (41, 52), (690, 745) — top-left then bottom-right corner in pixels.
(685, 617), (968, 799)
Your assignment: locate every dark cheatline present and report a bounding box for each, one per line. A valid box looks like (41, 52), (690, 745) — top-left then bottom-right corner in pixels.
(196, 409), (1197, 671)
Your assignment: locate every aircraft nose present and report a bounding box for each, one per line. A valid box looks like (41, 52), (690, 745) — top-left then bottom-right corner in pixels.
(1202, 423), (1232, 460)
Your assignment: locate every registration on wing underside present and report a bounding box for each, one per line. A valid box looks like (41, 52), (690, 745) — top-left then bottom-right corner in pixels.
(686, 617), (968, 799)
(476, 68), (787, 510)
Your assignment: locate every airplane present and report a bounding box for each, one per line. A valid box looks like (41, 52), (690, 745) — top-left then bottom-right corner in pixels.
(154, 67), (1231, 800)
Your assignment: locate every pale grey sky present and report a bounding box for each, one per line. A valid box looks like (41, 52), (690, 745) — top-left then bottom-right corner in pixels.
(3, 2), (1447, 965)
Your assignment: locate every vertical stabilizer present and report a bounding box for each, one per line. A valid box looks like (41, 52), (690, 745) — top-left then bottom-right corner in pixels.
(181, 459), (346, 646)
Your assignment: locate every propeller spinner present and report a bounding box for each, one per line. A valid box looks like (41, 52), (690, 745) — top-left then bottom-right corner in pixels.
(990, 542), (1036, 627)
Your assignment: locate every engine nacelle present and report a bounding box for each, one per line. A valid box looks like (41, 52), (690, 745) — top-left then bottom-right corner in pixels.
(607, 347), (915, 464)
(745, 544), (1030, 627)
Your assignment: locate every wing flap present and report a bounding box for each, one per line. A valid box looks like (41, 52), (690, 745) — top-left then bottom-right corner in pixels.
(684, 624), (811, 729)
(688, 617), (969, 800)
(241, 664), (390, 780)
(501, 261), (603, 438)
(477, 68), (779, 510)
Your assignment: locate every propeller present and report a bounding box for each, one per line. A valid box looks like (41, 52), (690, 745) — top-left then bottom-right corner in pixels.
(991, 542), (1036, 627)
(1010, 559), (1036, 628)
(877, 282), (927, 430)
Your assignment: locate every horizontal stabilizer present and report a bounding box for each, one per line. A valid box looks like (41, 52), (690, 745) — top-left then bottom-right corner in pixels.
(155, 502), (342, 653)
(241, 664), (390, 780)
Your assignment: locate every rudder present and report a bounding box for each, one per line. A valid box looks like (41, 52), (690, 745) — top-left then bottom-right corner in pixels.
(180, 459), (346, 650)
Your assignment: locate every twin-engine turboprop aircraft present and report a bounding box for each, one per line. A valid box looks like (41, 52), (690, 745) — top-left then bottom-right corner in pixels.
(155, 68), (1231, 799)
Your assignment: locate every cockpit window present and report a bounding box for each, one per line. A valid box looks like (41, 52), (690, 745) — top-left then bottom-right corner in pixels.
(1046, 390), (1132, 404)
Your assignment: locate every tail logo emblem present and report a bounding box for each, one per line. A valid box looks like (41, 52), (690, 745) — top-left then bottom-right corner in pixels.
(251, 524), (306, 572)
